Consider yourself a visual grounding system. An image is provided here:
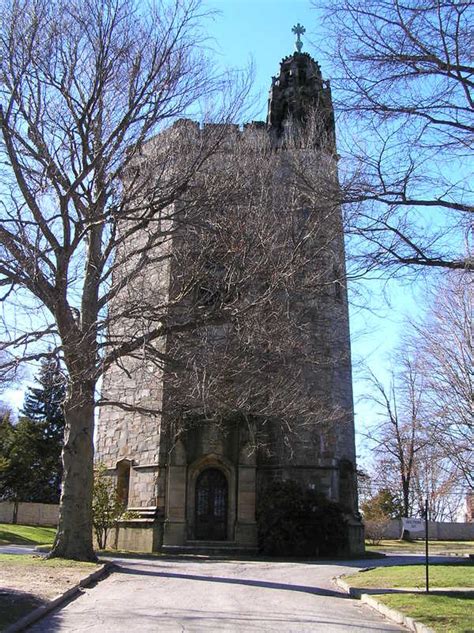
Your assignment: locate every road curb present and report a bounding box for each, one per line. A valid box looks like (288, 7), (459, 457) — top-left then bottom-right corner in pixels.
(333, 576), (435, 633)
(4, 562), (116, 633)
(360, 593), (435, 633)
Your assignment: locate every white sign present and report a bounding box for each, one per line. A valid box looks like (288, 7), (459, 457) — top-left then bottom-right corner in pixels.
(402, 517), (425, 532)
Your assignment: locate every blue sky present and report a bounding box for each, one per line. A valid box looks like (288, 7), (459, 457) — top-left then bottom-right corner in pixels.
(203, 0), (321, 120)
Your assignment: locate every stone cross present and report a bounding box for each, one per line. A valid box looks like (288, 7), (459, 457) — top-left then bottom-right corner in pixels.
(292, 23), (306, 53)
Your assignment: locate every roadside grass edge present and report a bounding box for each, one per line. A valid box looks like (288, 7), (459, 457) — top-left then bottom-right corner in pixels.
(333, 568), (473, 633)
(333, 575), (435, 632)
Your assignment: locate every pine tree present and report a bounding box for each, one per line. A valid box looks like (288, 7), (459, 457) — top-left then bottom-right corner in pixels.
(23, 359), (66, 439)
(0, 414), (48, 507)
(19, 359), (66, 502)
(0, 362), (66, 506)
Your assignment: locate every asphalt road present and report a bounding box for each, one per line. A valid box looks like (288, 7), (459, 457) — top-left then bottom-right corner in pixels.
(27, 556), (407, 632)
(0, 544), (37, 555)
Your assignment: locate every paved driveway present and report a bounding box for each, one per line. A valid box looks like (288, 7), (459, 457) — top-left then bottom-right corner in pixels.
(0, 544), (37, 555)
(28, 557), (406, 632)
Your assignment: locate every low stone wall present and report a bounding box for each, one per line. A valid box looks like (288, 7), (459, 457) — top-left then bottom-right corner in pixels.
(383, 519), (474, 540)
(115, 521), (162, 552)
(0, 501), (59, 526)
(95, 520), (163, 552)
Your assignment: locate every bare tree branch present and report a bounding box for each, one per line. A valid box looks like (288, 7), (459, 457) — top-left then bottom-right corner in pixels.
(316, 0), (473, 274)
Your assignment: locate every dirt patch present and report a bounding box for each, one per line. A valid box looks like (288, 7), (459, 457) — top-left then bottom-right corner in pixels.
(0, 555), (101, 629)
(1, 561), (95, 600)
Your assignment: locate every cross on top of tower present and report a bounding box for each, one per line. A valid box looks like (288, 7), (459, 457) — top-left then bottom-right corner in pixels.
(292, 23), (306, 53)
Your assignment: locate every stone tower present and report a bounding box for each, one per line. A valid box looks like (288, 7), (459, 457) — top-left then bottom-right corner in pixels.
(95, 39), (363, 555)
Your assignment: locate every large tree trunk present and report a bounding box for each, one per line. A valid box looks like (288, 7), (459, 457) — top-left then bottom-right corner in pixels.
(48, 379), (96, 561)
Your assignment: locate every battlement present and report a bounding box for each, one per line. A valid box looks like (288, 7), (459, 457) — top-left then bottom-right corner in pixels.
(134, 118), (275, 162)
(134, 48), (334, 160)
(142, 111), (334, 155)
(170, 118), (267, 137)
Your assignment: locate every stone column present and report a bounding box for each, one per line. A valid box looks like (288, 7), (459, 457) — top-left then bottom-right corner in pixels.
(234, 444), (258, 548)
(163, 465), (187, 545)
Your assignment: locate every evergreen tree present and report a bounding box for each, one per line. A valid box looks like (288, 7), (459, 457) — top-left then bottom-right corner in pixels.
(0, 360), (66, 506)
(361, 489), (403, 521)
(0, 412), (54, 508)
(22, 359), (66, 440)
(21, 359), (66, 502)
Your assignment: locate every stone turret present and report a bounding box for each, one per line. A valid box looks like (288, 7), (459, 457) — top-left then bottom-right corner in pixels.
(267, 52), (335, 147)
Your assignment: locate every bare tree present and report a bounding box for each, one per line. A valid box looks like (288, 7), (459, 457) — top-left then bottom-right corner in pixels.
(364, 337), (469, 521)
(316, 0), (473, 274)
(411, 442), (464, 521)
(364, 357), (427, 517)
(0, 0), (250, 560)
(412, 272), (473, 490)
(0, 351), (23, 393)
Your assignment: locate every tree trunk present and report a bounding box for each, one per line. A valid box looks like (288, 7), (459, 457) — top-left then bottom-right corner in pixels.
(402, 477), (411, 518)
(48, 380), (97, 561)
(400, 477), (412, 540)
(12, 499), (18, 524)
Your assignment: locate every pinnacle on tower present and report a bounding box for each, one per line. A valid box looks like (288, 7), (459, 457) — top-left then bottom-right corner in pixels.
(267, 25), (335, 146)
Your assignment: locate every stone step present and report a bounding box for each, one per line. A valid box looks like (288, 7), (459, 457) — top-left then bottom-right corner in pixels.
(127, 506), (158, 511)
(187, 540), (241, 548)
(125, 507), (159, 519)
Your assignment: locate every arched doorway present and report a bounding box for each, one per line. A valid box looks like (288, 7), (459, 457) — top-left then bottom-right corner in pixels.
(195, 468), (228, 540)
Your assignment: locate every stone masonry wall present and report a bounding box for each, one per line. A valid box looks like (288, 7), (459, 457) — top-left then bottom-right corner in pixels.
(383, 519), (474, 540)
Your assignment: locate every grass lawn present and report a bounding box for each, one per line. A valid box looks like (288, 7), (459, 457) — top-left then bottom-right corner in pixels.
(0, 523), (56, 546)
(377, 592), (473, 633)
(366, 539), (474, 555)
(344, 562), (473, 589)
(0, 553), (96, 568)
(0, 554), (99, 630)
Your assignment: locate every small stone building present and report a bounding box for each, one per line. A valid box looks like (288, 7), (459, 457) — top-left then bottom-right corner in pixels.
(96, 42), (364, 555)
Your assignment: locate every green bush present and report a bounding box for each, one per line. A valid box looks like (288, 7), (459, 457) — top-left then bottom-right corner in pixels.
(361, 488), (401, 545)
(92, 463), (124, 550)
(257, 479), (349, 557)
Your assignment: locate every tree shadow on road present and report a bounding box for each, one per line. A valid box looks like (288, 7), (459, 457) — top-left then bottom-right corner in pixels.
(116, 565), (347, 598)
(0, 589), (46, 630)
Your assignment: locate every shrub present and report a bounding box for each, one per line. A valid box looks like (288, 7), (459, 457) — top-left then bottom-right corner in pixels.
(257, 479), (349, 557)
(92, 463), (124, 550)
(361, 489), (402, 520)
(364, 517), (390, 545)
(361, 488), (398, 544)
